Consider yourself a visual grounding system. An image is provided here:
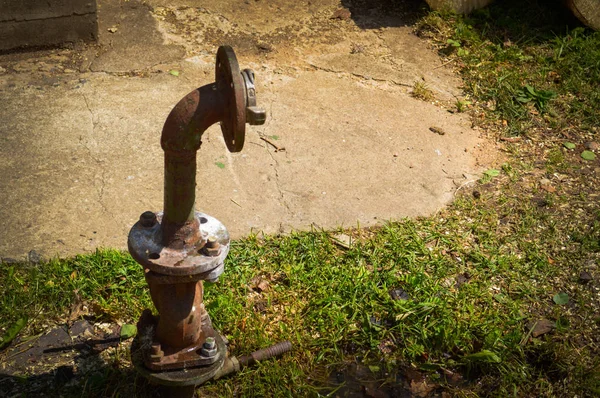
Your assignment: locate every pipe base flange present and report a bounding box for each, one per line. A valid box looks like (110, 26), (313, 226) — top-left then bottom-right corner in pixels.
(132, 313), (227, 387)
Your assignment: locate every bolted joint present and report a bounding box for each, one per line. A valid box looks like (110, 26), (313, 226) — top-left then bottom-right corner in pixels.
(200, 336), (218, 357)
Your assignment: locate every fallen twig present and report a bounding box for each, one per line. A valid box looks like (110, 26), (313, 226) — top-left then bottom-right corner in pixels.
(500, 136), (522, 143)
(434, 58), (457, 69)
(260, 136), (285, 152)
(520, 321), (537, 346)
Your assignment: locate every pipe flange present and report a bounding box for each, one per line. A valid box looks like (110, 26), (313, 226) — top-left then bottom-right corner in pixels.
(216, 46), (246, 153)
(132, 321), (227, 386)
(128, 211), (229, 278)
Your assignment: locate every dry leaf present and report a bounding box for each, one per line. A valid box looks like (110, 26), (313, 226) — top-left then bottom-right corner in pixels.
(540, 184), (556, 193)
(249, 276), (270, 292)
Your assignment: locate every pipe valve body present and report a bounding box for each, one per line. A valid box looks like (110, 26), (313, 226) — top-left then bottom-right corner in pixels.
(127, 47), (271, 388)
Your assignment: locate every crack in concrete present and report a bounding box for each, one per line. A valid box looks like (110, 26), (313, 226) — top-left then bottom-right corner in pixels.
(261, 97), (292, 217)
(306, 62), (413, 88)
(81, 93), (108, 214)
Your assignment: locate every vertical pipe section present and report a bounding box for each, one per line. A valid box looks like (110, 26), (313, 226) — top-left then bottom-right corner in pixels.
(160, 84), (225, 247)
(148, 279), (204, 350)
(164, 153), (197, 224)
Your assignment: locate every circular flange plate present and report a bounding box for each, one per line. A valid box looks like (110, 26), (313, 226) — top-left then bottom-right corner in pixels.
(128, 212), (230, 277)
(216, 46), (246, 152)
(131, 324), (227, 387)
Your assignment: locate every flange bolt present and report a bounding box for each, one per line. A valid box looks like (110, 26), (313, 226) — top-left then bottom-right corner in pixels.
(150, 343), (164, 362)
(204, 237), (221, 257)
(140, 211), (157, 228)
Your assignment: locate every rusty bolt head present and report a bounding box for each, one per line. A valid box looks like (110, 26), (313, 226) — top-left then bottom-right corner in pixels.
(150, 354), (163, 362)
(140, 211), (157, 228)
(205, 247), (221, 257)
(204, 237), (221, 257)
(150, 343), (164, 362)
(205, 237), (219, 248)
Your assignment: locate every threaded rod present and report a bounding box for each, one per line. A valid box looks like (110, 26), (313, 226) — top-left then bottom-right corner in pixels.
(239, 341), (292, 366)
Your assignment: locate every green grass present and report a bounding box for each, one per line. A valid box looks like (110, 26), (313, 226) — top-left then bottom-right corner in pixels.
(2, 200), (599, 396)
(417, 0), (600, 137)
(2, 0), (600, 396)
(1, 251), (151, 328)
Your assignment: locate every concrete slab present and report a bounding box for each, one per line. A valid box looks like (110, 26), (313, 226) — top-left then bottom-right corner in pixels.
(90, 0), (184, 72)
(0, 0), (492, 260)
(0, 0), (97, 51)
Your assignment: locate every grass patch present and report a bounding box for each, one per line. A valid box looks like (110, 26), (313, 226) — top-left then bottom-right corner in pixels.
(411, 81), (436, 102)
(417, 0), (600, 138)
(2, 201), (599, 396)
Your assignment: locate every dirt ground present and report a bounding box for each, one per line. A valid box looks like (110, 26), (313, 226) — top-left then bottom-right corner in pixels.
(0, 0), (494, 260)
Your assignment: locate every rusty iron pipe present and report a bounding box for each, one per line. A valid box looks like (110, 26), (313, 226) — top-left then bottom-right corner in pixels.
(148, 279), (204, 350)
(161, 84), (225, 247)
(129, 46), (268, 388)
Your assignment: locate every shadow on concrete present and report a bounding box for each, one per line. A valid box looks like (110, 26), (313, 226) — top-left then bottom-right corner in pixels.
(341, 0), (429, 29)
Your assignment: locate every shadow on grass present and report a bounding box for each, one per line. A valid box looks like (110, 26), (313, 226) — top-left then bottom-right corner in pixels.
(0, 363), (155, 398)
(340, 0), (582, 33)
(0, 320), (156, 398)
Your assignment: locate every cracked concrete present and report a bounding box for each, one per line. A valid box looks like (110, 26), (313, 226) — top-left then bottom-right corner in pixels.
(0, 0), (496, 260)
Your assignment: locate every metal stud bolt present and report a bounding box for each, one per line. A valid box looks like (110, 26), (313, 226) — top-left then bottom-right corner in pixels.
(140, 211), (157, 228)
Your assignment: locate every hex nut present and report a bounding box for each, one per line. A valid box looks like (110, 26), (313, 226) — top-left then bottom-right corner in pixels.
(200, 344), (217, 358)
(150, 353), (163, 362)
(149, 343), (164, 362)
(205, 237), (219, 248)
(205, 247), (221, 257)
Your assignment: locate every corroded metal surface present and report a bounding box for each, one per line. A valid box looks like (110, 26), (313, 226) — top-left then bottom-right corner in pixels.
(238, 341), (293, 367)
(128, 46), (280, 389)
(128, 211), (229, 277)
(216, 45), (246, 152)
(136, 309), (223, 371)
(132, 310), (227, 386)
(128, 46), (265, 381)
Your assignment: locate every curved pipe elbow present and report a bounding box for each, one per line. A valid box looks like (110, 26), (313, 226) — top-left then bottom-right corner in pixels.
(160, 83), (225, 155)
